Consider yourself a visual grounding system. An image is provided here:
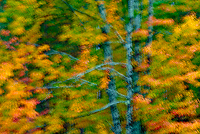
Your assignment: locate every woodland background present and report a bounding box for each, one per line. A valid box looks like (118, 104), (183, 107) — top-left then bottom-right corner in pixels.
(0, 0), (200, 133)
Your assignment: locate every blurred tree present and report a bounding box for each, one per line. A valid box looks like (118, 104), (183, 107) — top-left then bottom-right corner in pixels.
(0, 0), (199, 134)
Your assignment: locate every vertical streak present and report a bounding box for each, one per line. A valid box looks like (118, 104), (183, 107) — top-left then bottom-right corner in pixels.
(125, 0), (141, 133)
(97, 1), (122, 134)
(125, 0), (134, 133)
(133, 0), (142, 94)
(132, 0), (143, 133)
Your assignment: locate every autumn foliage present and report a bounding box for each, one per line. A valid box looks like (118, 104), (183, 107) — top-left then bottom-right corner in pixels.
(0, 0), (200, 133)
(0, 34), (54, 133)
(137, 14), (200, 133)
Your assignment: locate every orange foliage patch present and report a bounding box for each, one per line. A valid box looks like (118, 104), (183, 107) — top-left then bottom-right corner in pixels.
(132, 29), (149, 37)
(146, 16), (174, 26)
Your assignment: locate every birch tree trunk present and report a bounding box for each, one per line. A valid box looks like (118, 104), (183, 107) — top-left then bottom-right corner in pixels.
(125, 0), (141, 133)
(125, 0), (134, 132)
(125, 0), (143, 133)
(97, 1), (122, 134)
(133, 0), (142, 132)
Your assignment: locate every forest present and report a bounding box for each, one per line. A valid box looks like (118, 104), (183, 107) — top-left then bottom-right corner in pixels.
(0, 0), (200, 133)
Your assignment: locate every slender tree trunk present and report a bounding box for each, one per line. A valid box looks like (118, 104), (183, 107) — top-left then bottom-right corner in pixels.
(134, 0), (141, 30)
(97, 1), (122, 134)
(125, 0), (142, 133)
(125, 0), (141, 133)
(132, 0), (143, 133)
(125, 0), (134, 132)
(133, 0), (142, 94)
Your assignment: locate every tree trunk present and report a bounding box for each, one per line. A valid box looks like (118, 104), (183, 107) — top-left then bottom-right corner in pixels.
(97, 1), (122, 134)
(125, 0), (142, 133)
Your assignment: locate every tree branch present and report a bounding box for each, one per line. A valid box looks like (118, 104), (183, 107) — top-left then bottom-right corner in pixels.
(99, 67), (127, 80)
(39, 91), (53, 103)
(109, 24), (126, 45)
(61, 0), (86, 31)
(58, 2), (98, 20)
(45, 49), (79, 61)
(61, 0), (125, 44)
(106, 88), (127, 98)
(73, 100), (129, 119)
(48, 62), (126, 86)
(79, 78), (98, 86)
(33, 43), (79, 61)
(40, 85), (75, 89)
